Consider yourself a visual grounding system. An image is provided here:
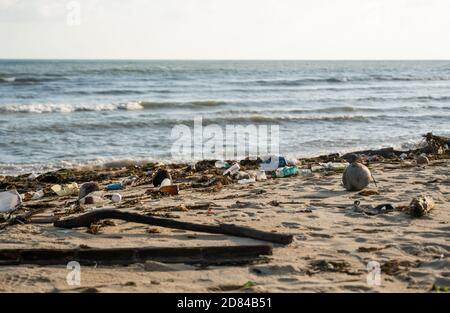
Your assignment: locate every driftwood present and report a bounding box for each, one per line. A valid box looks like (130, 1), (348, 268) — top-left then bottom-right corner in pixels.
(54, 209), (293, 245)
(421, 132), (449, 154)
(343, 133), (449, 160)
(0, 207), (49, 230)
(0, 245), (272, 266)
(343, 147), (407, 159)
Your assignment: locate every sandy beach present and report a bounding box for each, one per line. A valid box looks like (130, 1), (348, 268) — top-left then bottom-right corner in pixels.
(0, 148), (448, 293)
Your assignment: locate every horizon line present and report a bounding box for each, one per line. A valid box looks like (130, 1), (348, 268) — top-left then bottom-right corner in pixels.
(1, 58), (450, 62)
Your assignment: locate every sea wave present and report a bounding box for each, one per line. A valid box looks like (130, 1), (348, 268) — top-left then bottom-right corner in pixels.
(0, 76), (62, 84)
(0, 102), (144, 114)
(249, 75), (450, 86)
(0, 100), (227, 114)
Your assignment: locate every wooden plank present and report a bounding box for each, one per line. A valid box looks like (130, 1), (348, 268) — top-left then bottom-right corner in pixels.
(0, 245), (272, 266)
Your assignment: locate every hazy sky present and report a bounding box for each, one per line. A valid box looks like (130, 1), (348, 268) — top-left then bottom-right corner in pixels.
(0, 0), (449, 59)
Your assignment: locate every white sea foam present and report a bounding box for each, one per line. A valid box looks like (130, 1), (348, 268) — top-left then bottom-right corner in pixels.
(0, 102), (144, 114)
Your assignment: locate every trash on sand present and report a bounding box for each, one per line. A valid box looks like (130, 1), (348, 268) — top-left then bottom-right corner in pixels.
(223, 163), (240, 176)
(255, 170), (267, 181)
(215, 160), (230, 169)
(416, 154), (429, 165)
(409, 195), (435, 217)
(158, 185), (179, 195)
(51, 183), (79, 196)
(259, 155), (287, 171)
(235, 171), (251, 180)
(106, 183), (123, 191)
(80, 195), (95, 205)
(22, 190), (44, 202)
(324, 162), (348, 172)
(275, 166), (298, 178)
(0, 190), (22, 213)
(342, 155), (372, 191)
(238, 177), (256, 184)
(79, 182), (100, 199)
(312, 162), (348, 172)
(111, 193), (122, 203)
(32, 190), (45, 200)
(240, 281), (257, 289)
(352, 200), (394, 216)
(299, 169), (313, 177)
(160, 178), (172, 187)
(121, 176), (138, 187)
(152, 169), (172, 187)
(400, 153), (408, 160)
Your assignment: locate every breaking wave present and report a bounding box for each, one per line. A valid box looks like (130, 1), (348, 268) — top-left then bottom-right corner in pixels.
(250, 75), (450, 86)
(0, 100), (226, 114)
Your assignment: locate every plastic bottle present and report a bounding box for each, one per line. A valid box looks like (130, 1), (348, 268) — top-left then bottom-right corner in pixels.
(299, 169), (313, 177)
(260, 155), (287, 171)
(106, 183), (123, 191)
(275, 166), (299, 178)
(238, 177), (256, 184)
(215, 160), (230, 169)
(223, 163), (240, 176)
(255, 170), (267, 181)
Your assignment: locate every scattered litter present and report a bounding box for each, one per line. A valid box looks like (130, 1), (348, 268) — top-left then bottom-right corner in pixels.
(416, 154), (430, 165)
(259, 155), (287, 171)
(80, 195), (95, 205)
(409, 195), (435, 217)
(215, 160), (230, 169)
(121, 176), (138, 187)
(255, 170), (267, 181)
(111, 193), (122, 203)
(152, 169), (172, 187)
(51, 183), (79, 196)
(0, 190), (22, 213)
(79, 182), (100, 199)
(106, 183), (123, 191)
(240, 280), (257, 289)
(313, 162), (348, 172)
(235, 171), (251, 180)
(352, 200), (394, 216)
(158, 185), (179, 195)
(32, 190), (45, 200)
(160, 178), (172, 187)
(223, 163), (240, 176)
(275, 166), (298, 178)
(238, 177), (256, 184)
(299, 169), (313, 177)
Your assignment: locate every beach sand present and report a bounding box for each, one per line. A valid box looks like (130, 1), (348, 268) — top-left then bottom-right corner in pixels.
(0, 158), (448, 293)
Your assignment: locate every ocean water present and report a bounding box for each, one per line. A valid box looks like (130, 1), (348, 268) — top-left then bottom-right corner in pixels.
(0, 60), (449, 175)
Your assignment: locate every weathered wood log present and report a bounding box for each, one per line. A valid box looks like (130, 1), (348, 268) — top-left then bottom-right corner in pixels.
(0, 245), (272, 266)
(343, 147), (410, 159)
(54, 209), (293, 245)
